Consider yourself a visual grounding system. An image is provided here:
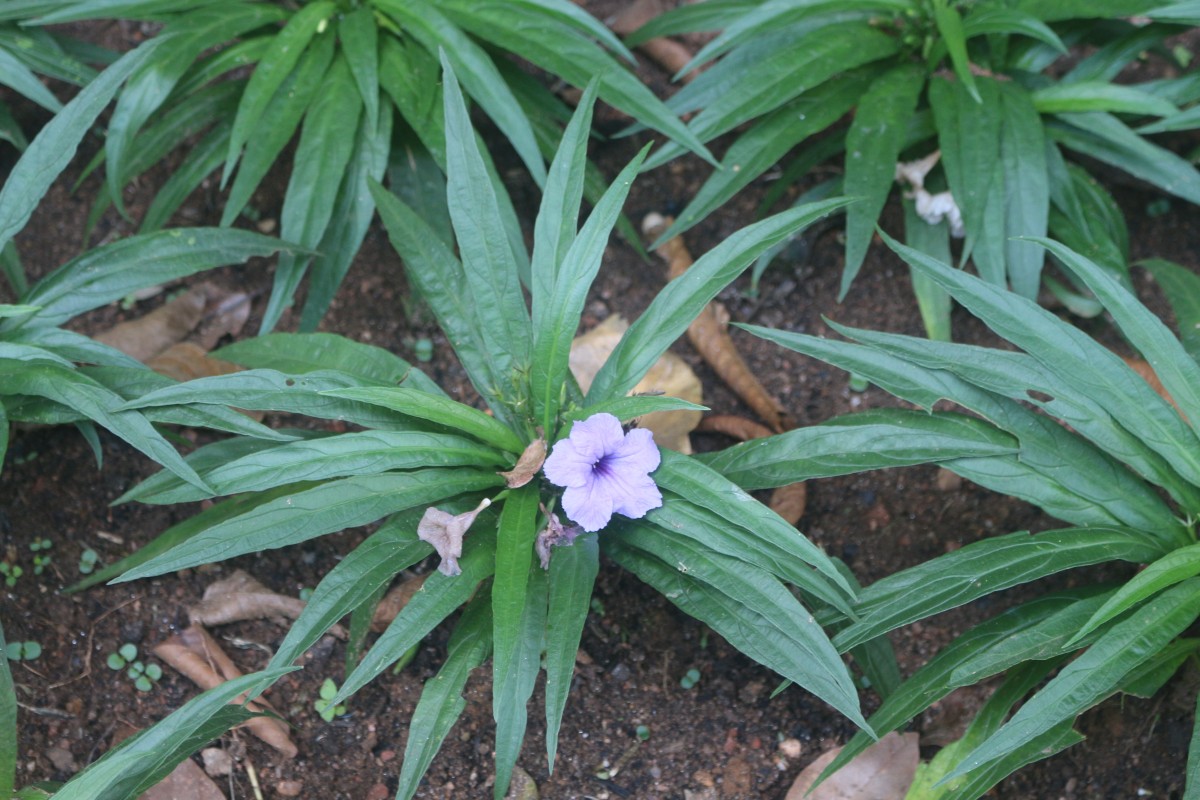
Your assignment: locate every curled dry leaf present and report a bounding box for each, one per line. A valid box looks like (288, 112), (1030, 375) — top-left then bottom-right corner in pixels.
(146, 341), (244, 383)
(569, 315), (703, 453)
(153, 624), (298, 758)
(189, 569), (344, 638)
(785, 732), (919, 800)
(644, 213), (791, 433)
(500, 437), (547, 488)
(696, 415), (807, 524)
(95, 284), (211, 362)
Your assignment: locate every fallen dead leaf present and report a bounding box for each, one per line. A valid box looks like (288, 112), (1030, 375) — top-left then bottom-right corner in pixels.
(769, 482), (809, 526)
(644, 213), (792, 433)
(153, 624), (297, 758)
(146, 341), (244, 383)
(695, 414), (807, 523)
(96, 284), (211, 362)
(500, 438), (547, 488)
(189, 570), (342, 637)
(610, 0), (701, 83)
(371, 574), (428, 631)
(785, 732), (919, 800)
(569, 315), (703, 453)
(139, 752), (226, 800)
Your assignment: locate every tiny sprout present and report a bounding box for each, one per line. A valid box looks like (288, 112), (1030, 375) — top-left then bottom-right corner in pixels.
(108, 643), (139, 670)
(680, 668), (701, 690)
(6, 641), (41, 661)
(848, 373), (870, 393)
(78, 548), (99, 575)
(413, 337), (433, 363)
(635, 725), (651, 741)
(108, 644), (161, 691)
(0, 563), (22, 587)
(298, 587), (314, 601)
(315, 678), (347, 722)
(29, 536), (51, 552)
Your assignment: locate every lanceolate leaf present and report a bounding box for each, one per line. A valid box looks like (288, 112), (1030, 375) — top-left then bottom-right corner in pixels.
(586, 197), (853, 405)
(698, 409), (1017, 490)
(0, 37), (165, 255)
(842, 63), (924, 299)
(114, 470), (504, 581)
(544, 532), (598, 769)
(834, 527), (1165, 652)
(493, 562), (547, 800)
(558, 396), (708, 427)
(335, 527), (499, 704)
(395, 592), (493, 800)
(998, 82), (1048, 299)
(492, 485), (540, 694)
(606, 525), (869, 731)
(1142, 258), (1200, 362)
(138, 117), (231, 233)
(933, 0), (980, 103)
(901, 199), (952, 341)
(946, 578), (1200, 781)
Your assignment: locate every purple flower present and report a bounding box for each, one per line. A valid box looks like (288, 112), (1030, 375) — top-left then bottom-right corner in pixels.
(543, 412), (662, 532)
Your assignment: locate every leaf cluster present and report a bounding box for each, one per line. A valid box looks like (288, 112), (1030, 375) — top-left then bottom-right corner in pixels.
(734, 233), (1200, 796)
(637, 0), (1200, 338)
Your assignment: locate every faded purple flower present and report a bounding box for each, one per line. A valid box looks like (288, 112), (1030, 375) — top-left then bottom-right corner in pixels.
(535, 511), (583, 570)
(543, 412), (662, 532)
(417, 497), (491, 576)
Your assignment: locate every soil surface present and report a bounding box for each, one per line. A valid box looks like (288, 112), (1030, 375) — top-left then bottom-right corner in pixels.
(3, 9), (1200, 800)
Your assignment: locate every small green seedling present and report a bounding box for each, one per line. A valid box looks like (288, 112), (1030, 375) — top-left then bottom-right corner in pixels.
(298, 587), (313, 601)
(0, 563), (22, 587)
(78, 548), (99, 575)
(6, 641), (42, 661)
(315, 678), (347, 722)
(29, 537), (52, 575)
(107, 643), (162, 691)
(680, 668), (702, 690)
(413, 337), (433, 363)
(635, 725), (651, 741)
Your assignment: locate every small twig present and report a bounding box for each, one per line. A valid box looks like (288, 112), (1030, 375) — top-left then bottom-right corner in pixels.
(16, 701), (74, 719)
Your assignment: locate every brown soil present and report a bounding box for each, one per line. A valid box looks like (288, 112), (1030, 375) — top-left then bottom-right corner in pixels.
(3, 11), (1199, 800)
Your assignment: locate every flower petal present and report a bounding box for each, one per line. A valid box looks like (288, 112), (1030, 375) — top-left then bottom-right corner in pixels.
(562, 475), (615, 533)
(607, 427), (661, 475)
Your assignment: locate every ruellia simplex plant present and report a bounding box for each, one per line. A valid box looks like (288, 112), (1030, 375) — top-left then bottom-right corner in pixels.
(1, 0), (713, 333)
(631, 0), (1200, 339)
(46, 65), (883, 799)
(718, 235), (1200, 795)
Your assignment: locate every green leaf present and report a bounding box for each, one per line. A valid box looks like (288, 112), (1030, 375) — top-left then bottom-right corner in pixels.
(660, 71), (871, 247)
(214, 332), (442, 396)
(223, 1), (336, 185)
(376, 0), (546, 185)
(339, 6), (379, 130)
(220, 30), (334, 227)
(335, 526), (498, 704)
(1072, 545), (1200, 647)
(655, 449), (855, 600)
(1050, 111), (1200, 204)
(961, 7), (1067, 52)
(1142, 258), (1200, 362)
(1137, 102), (1200, 134)
(395, 591), (493, 800)
(130, 430), (510, 505)
(1035, 238), (1200, 430)
(0, 36), (165, 255)
(625, 0), (757, 44)
(842, 63), (924, 298)
(532, 138), (648, 433)
(260, 52), (363, 333)
(606, 524), (869, 731)
(12, 228), (292, 330)
(834, 527), (1164, 652)
(321, 387), (525, 453)
(586, 197), (853, 405)
(901, 199), (953, 341)
(933, 0), (980, 103)
(544, 532), (598, 769)
(998, 82), (1049, 299)
(299, 82), (393, 331)
(491, 484), (540, 687)
(698, 408), (1017, 490)
(49, 670), (289, 800)
(559, 396), (708, 428)
(929, 75), (1003, 280)
(0, 360), (208, 492)
(0, 402), (8, 470)
(882, 230), (1200, 495)
(493, 560), (547, 799)
(1188, 684), (1200, 800)
(1033, 81), (1179, 116)
(0, 620), (14, 799)
(0, 43), (63, 111)
(138, 117), (231, 233)
(269, 507), (439, 670)
(1118, 637), (1198, 698)
(67, 485), (311, 592)
(946, 578), (1200, 781)
(115, 470), (503, 582)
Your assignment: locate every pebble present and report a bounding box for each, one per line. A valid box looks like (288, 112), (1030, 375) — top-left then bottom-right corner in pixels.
(200, 747), (232, 777)
(365, 783), (390, 800)
(276, 780), (303, 797)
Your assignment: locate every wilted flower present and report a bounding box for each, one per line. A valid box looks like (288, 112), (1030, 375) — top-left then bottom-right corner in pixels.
(543, 412), (662, 532)
(535, 511), (583, 570)
(417, 497), (491, 576)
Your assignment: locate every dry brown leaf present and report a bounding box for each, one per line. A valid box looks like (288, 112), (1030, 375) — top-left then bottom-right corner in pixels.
(610, 0), (700, 83)
(770, 482), (808, 526)
(371, 574), (428, 631)
(1124, 356), (1181, 413)
(569, 315), (703, 453)
(500, 438), (547, 488)
(146, 341), (244, 383)
(139, 752), (226, 800)
(192, 290), (251, 350)
(644, 213), (791, 433)
(96, 284), (211, 362)
(189, 569), (342, 637)
(153, 624), (298, 758)
(785, 732), (919, 800)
